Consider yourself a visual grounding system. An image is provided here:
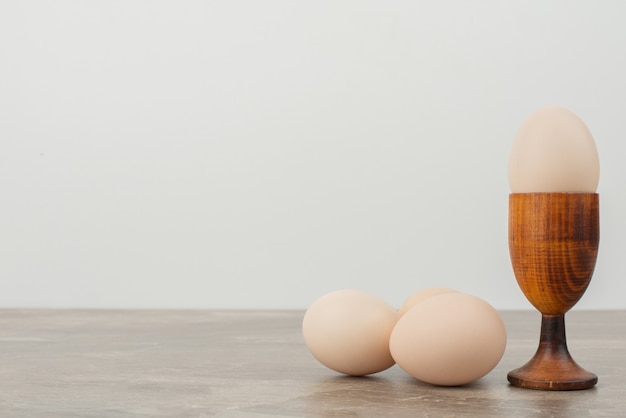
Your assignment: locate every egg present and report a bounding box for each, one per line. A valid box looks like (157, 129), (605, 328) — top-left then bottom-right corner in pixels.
(302, 289), (399, 376)
(398, 287), (457, 316)
(508, 106), (599, 193)
(389, 292), (506, 386)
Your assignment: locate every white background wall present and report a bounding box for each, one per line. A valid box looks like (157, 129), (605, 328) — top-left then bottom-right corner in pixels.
(1, 1), (625, 310)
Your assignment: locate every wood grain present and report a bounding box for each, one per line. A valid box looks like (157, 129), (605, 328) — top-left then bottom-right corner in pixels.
(508, 193), (599, 390)
(509, 193), (599, 315)
(507, 315), (597, 390)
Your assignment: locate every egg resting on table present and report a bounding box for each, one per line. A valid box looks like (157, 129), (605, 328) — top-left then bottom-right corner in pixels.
(398, 287), (457, 317)
(390, 292), (506, 386)
(302, 289), (399, 376)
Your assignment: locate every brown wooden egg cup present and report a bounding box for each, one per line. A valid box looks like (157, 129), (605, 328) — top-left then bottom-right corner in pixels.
(507, 193), (599, 390)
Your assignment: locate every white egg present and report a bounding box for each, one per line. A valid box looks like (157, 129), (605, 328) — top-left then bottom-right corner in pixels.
(389, 293), (506, 386)
(302, 289), (399, 376)
(508, 107), (599, 193)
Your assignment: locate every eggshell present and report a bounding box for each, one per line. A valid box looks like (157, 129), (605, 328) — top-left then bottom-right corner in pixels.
(302, 290), (399, 376)
(508, 106), (599, 193)
(389, 292), (506, 386)
(399, 288), (457, 316)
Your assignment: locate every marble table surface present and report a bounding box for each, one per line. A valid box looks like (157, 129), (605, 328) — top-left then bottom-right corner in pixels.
(0, 310), (624, 417)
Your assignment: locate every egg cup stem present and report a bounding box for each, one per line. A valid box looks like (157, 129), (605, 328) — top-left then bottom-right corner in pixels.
(507, 314), (597, 390)
(507, 193), (599, 390)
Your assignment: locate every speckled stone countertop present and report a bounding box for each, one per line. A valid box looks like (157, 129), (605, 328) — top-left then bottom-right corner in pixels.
(0, 310), (623, 417)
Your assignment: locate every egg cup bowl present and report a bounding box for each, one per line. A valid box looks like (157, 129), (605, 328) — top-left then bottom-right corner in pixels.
(507, 193), (599, 390)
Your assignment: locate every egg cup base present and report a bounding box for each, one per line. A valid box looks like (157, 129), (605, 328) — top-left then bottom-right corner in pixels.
(508, 360), (597, 391)
(507, 314), (597, 390)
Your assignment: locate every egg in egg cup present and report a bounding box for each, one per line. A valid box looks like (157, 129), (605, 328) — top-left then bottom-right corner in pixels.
(506, 107), (600, 390)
